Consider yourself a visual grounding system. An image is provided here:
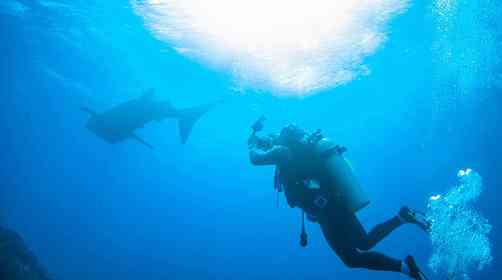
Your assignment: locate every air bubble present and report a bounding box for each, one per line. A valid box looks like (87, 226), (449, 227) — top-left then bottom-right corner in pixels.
(426, 170), (492, 279)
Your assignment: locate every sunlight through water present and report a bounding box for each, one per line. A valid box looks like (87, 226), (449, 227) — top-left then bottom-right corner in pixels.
(132, 0), (409, 96)
(432, 0), (500, 114)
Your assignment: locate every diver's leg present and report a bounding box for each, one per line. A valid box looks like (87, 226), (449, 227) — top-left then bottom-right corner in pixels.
(319, 211), (427, 278)
(360, 215), (403, 250)
(333, 249), (427, 279)
(319, 220), (402, 272)
(331, 210), (403, 251)
(361, 206), (431, 249)
(338, 247), (402, 272)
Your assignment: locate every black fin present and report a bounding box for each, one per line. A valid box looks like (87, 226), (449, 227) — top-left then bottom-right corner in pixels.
(131, 134), (154, 149)
(178, 101), (220, 144)
(81, 107), (98, 116)
(405, 255), (428, 280)
(412, 210), (432, 233)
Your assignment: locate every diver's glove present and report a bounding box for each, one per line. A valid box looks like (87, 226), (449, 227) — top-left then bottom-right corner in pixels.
(251, 115), (266, 133)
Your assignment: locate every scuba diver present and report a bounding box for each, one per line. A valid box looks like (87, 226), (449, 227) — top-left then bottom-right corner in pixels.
(248, 116), (430, 280)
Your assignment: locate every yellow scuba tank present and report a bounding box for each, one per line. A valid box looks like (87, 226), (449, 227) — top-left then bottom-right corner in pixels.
(313, 138), (370, 213)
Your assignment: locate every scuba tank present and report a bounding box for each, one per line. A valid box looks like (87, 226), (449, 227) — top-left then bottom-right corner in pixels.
(312, 137), (370, 213)
(272, 127), (370, 247)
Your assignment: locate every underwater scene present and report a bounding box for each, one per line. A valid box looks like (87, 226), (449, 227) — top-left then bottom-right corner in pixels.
(1, 0), (501, 279)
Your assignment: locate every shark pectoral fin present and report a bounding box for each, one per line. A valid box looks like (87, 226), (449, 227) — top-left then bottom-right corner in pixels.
(131, 134), (154, 149)
(81, 107), (98, 116)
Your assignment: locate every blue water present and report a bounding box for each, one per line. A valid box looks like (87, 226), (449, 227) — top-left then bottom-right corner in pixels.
(1, 1), (501, 279)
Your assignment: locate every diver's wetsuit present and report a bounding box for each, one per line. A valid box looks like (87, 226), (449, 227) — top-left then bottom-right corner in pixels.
(248, 134), (403, 273)
(316, 199), (403, 271)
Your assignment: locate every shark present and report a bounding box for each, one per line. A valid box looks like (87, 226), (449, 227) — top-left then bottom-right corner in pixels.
(82, 89), (218, 148)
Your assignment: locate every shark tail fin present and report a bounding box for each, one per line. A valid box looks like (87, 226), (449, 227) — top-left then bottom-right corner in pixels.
(177, 101), (221, 144)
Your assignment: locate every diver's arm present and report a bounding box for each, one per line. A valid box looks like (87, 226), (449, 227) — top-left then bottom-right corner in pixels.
(247, 115), (291, 165)
(247, 131), (259, 147)
(248, 133), (271, 165)
(249, 145), (291, 166)
(248, 132), (277, 165)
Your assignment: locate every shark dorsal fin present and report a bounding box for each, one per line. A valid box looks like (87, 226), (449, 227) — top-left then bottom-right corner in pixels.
(81, 107), (98, 116)
(131, 133), (154, 149)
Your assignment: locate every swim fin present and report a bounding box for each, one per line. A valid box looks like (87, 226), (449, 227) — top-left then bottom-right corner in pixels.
(400, 207), (432, 232)
(405, 255), (429, 280)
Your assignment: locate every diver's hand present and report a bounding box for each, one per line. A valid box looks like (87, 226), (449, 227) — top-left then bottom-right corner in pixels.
(251, 115), (266, 132)
(249, 144), (290, 166)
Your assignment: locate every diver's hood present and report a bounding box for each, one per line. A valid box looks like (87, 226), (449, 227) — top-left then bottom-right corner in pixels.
(277, 124), (307, 146)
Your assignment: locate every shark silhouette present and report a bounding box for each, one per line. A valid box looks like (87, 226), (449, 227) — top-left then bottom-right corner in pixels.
(82, 89), (217, 148)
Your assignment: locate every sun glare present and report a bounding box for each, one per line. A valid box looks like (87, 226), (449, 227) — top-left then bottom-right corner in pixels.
(133, 0), (408, 96)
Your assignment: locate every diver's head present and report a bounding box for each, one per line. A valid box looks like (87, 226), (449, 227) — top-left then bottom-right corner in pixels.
(255, 133), (279, 149)
(277, 124), (306, 147)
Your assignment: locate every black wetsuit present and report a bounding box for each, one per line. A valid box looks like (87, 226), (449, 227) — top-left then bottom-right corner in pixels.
(291, 183), (402, 272)
(249, 134), (404, 273)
